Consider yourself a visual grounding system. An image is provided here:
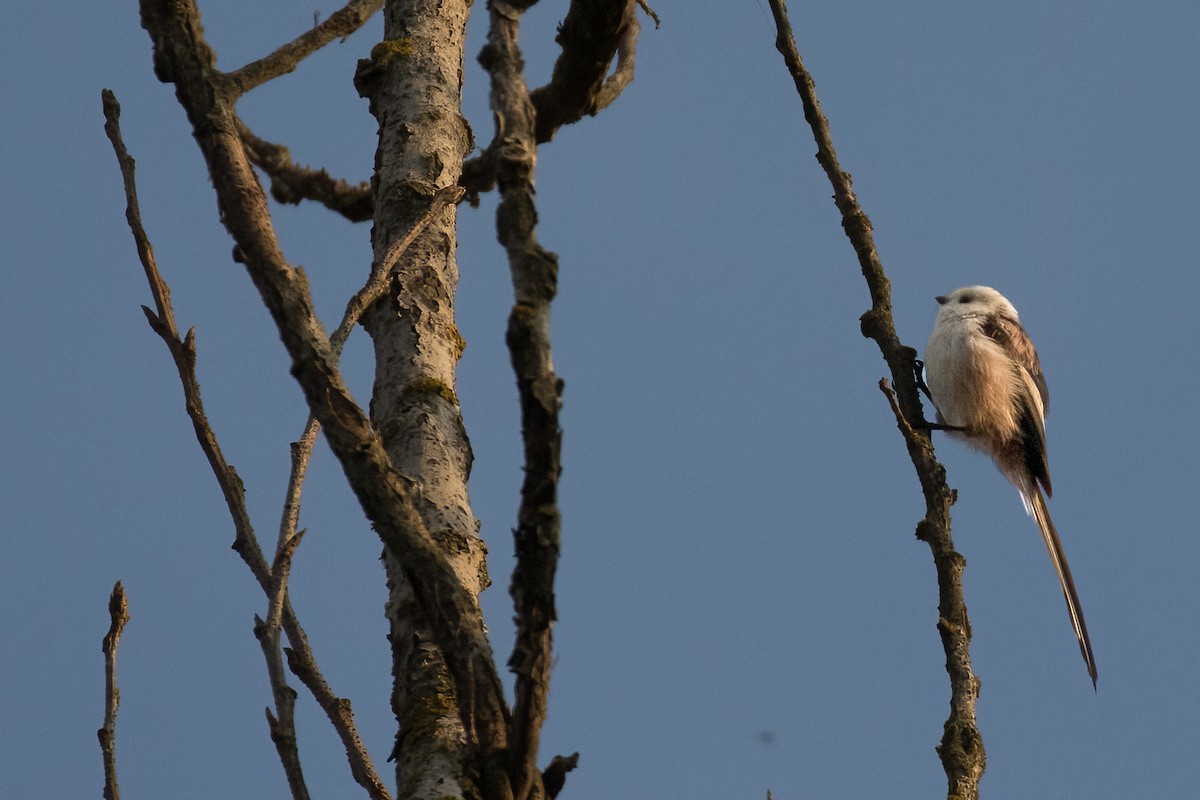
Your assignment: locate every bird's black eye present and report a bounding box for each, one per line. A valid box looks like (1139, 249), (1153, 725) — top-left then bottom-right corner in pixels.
(957, 294), (972, 304)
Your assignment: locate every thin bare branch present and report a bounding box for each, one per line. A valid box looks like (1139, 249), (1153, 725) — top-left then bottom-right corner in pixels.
(102, 99), (176, 333)
(268, 530), (306, 646)
(340, 185), (465, 354)
(98, 581), (130, 800)
(239, 119), (373, 223)
(102, 88), (393, 800)
(480, 5), (563, 799)
(277, 184), (465, 558)
(636, 0), (660, 30)
(224, 0), (384, 96)
(766, 2), (983, 797)
(102, 88), (260, 579)
(136, 6), (512, 796)
(256, 529), (311, 800)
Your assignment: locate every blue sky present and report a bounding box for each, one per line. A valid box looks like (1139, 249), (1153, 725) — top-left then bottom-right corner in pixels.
(3, 1), (1198, 797)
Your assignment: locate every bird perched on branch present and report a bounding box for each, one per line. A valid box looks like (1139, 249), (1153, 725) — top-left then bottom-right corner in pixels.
(924, 285), (1097, 688)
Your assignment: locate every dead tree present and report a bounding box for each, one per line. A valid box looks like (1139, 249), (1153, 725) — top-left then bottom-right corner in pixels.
(106, 1), (642, 798)
(105, 2), (981, 799)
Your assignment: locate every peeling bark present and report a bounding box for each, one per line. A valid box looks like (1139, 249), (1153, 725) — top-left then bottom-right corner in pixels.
(355, 1), (489, 796)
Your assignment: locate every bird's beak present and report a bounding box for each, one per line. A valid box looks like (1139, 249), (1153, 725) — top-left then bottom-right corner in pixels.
(935, 295), (948, 305)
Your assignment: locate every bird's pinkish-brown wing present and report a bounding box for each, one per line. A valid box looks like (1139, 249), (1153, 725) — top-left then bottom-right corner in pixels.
(982, 310), (1052, 495)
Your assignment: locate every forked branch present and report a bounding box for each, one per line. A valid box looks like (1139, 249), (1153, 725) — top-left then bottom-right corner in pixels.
(765, 1), (984, 797)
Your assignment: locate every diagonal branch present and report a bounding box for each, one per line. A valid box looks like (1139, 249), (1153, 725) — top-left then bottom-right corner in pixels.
(238, 119), (373, 223)
(255, 529), (311, 800)
(480, 4), (563, 799)
(98, 581), (131, 800)
(102, 88), (393, 800)
(277, 184), (464, 560)
(136, 4), (512, 794)
(224, 0), (384, 96)
(765, 2), (984, 798)
(102, 89), (258, 578)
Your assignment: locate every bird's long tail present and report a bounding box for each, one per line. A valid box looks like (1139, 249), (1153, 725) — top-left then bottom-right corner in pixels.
(1027, 484), (1098, 688)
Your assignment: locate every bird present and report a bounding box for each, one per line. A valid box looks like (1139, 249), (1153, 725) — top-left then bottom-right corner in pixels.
(923, 285), (1097, 687)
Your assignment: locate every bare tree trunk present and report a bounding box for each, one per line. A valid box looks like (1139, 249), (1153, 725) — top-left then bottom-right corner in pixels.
(355, 1), (485, 796)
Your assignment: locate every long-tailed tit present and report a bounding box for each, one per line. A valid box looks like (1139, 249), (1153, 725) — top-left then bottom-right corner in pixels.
(924, 285), (1097, 687)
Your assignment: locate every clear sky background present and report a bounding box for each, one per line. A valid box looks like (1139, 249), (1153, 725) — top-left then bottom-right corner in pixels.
(3, 1), (1197, 797)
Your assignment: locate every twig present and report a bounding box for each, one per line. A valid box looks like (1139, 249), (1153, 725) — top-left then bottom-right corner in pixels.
(765, 2), (984, 798)
(636, 0), (660, 29)
(224, 0), (384, 96)
(102, 88), (393, 800)
(480, 6), (564, 800)
(255, 529), (311, 800)
(98, 581), (131, 800)
(238, 119), (373, 222)
(340, 185), (465, 354)
(878, 378), (917, 439)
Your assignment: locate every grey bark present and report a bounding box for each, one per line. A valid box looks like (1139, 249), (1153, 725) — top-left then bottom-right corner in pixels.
(355, 1), (489, 797)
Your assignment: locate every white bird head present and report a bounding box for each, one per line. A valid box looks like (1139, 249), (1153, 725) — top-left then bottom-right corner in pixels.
(934, 285), (1019, 323)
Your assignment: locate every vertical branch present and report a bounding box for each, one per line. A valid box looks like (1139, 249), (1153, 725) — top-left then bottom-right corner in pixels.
(98, 581), (131, 800)
(480, 4), (563, 800)
(765, 2), (984, 798)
